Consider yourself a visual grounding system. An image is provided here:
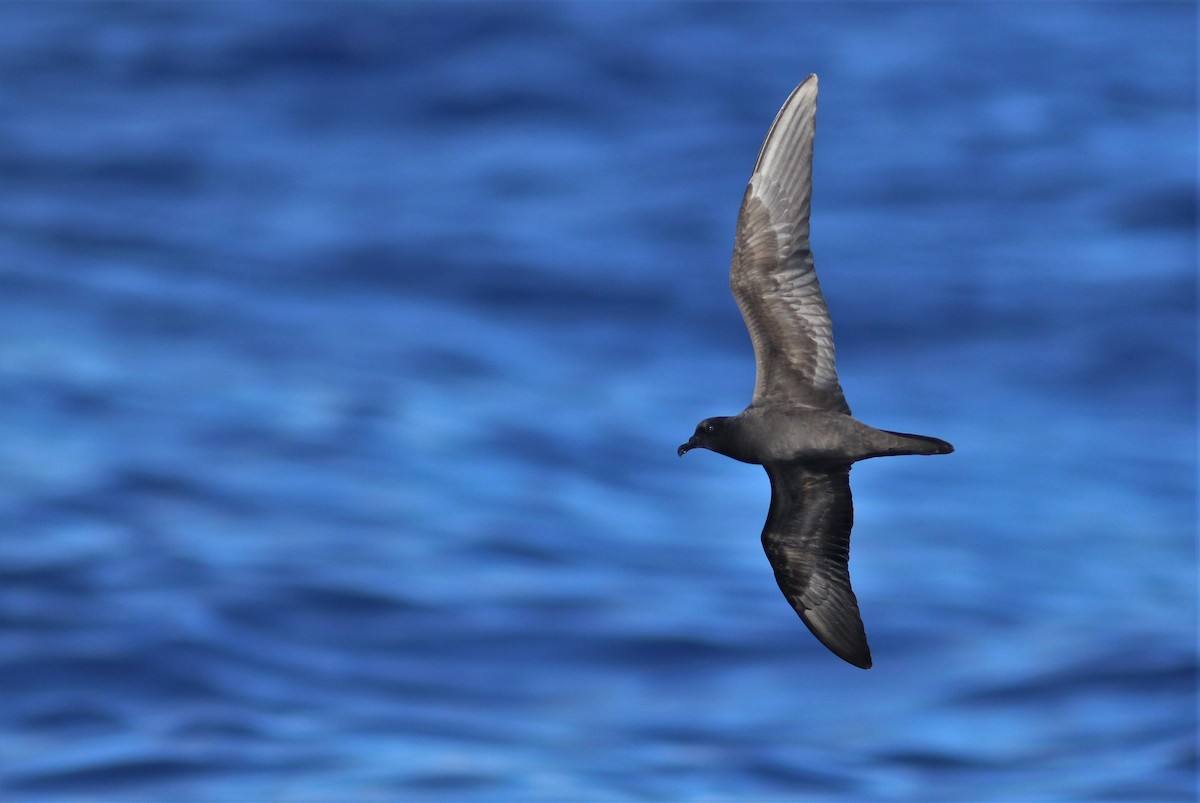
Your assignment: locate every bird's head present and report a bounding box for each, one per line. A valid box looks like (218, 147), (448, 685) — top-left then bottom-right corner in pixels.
(677, 416), (735, 457)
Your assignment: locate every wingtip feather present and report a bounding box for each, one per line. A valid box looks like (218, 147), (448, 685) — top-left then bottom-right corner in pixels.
(799, 608), (873, 669)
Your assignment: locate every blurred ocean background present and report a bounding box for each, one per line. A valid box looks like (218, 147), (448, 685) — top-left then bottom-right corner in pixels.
(0, 2), (1195, 800)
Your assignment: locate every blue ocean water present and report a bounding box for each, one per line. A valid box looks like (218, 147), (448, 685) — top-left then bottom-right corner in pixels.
(0, 2), (1195, 800)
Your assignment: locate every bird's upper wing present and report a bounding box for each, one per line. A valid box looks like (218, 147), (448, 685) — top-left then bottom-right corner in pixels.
(731, 74), (849, 413)
(761, 461), (871, 669)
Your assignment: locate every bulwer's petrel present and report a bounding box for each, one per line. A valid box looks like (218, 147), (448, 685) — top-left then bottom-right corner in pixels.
(678, 75), (953, 669)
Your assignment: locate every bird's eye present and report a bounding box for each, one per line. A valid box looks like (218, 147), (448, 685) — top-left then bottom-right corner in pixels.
(705, 423), (715, 434)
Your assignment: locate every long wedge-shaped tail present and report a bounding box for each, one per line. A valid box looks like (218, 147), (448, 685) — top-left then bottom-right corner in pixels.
(872, 429), (954, 458)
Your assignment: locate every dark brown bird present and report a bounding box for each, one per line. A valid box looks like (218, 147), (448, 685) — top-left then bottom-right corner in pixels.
(678, 75), (953, 669)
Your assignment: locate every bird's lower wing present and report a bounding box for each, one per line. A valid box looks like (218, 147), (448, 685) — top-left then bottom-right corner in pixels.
(761, 462), (871, 669)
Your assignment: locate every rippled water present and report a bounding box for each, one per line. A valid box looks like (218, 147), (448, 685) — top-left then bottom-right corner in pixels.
(1, 3), (1195, 800)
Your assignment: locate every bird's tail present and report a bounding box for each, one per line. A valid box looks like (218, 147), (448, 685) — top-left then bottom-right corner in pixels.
(870, 429), (954, 457)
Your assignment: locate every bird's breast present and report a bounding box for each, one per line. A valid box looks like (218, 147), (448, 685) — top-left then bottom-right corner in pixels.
(739, 408), (866, 464)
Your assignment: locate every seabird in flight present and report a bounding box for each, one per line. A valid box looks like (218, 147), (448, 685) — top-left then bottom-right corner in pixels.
(678, 75), (953, 669)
